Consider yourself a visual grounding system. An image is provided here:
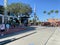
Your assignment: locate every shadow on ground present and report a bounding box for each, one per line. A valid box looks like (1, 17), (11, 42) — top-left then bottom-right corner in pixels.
(0, 26), (36, 39)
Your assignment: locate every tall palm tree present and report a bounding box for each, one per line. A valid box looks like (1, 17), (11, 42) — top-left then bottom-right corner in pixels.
(48, 12), (51, 15)
(50, 10), (54, 18)
(55, 10), (59, 14)
(50, 10), (54, 13)
(43, 11), (46, 14)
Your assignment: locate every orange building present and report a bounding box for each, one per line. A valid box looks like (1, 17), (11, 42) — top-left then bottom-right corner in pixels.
(47, 19), (60, 26)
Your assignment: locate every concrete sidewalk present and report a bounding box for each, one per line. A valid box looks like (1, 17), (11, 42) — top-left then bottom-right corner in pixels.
(0, 26), (36, 45)
(46, 27), (60, 45)
(0, 26), (59, 45)
(0, 31), (36, 43)
(5, 26), (57, 45)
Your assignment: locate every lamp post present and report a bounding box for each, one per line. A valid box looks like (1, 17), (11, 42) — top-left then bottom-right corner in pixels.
(4, 0), (8, 24)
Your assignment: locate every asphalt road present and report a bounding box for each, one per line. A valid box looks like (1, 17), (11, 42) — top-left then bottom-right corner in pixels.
(5, 26), (58, 45)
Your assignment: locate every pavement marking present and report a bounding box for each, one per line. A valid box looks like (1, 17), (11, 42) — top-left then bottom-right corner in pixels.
(44, 27), (58, 45)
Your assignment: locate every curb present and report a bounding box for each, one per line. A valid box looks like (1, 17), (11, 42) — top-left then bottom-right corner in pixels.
(0, 31), (36, 45)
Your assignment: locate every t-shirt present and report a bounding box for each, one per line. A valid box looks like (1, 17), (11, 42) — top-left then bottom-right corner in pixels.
(0, 24), (5, 30)
(6, 24), (10, 29)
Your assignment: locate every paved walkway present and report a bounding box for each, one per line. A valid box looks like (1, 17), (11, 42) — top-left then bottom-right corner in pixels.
(0, 26), (26, 35)
(0, 26), (60, 45)
(4, 26), (58, 45)
(46, 27), (60, 45)
(0, 26), (36, 45)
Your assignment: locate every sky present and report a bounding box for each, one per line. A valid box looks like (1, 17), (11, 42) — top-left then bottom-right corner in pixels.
(0, 0), (60, 22)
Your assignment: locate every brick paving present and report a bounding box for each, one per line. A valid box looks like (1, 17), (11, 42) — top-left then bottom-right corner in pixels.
(0, 26), (26, 35)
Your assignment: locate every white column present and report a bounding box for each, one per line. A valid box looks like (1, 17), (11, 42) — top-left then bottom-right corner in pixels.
(2, 16), (4, 23)
(4, 0), (8, 23)
(4, 0), (7, 16)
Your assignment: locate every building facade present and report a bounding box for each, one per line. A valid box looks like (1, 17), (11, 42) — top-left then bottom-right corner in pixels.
(47, 19), (60, 26)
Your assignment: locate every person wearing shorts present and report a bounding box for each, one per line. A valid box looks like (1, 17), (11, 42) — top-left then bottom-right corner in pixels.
(0, 23), (5, 36)
(6, 23), (10, 31)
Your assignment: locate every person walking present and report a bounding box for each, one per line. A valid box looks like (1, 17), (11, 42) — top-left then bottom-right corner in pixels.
(6, 22), (10, 31)
(0, 23), (5, 36)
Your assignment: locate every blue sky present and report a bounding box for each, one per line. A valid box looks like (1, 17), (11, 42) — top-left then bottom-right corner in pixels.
(0, 0), (60, 22)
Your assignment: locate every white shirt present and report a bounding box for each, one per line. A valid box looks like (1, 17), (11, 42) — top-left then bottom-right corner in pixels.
(0, 24), (5, 30)
(6, 24), (10, 29)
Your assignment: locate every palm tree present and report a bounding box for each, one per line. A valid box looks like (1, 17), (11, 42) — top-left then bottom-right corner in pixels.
(55, 10), (59, 14)
(48, 12), (51, 15)
(50, 10), (54, 13)
(43, 11), (46, 14)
